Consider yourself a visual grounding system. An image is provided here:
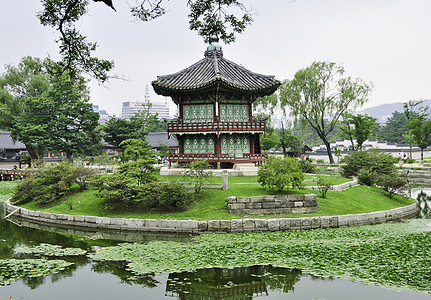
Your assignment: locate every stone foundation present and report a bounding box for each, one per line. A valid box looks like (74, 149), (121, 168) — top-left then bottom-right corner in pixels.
(226, 194), (317, 215)
(4, 201), (418, 234)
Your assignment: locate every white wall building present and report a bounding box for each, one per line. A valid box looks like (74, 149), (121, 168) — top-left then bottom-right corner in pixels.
(92, 105), (110, 124)
(121, 85), (170, 119)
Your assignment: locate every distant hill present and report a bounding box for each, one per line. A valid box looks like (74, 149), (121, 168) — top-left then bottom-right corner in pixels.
(359, 99), (431, 123)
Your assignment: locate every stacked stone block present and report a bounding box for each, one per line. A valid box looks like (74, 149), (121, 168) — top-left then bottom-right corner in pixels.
(226, 194), (317, 215)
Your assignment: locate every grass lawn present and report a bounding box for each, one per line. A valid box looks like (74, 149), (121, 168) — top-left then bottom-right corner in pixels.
(155, 174), (352, 186)
(18, 180), (415, 221)
(0, 181), (18, 202)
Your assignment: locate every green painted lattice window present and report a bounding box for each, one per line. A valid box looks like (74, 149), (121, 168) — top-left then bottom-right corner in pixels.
(183, 136), (215, 154)
(220, 134), (250, 158)
(219, 104), (249, 122)
(183, 104), (214, 122)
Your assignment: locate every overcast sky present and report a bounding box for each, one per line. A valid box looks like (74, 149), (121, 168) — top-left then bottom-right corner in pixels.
(1, 0), (431, 117)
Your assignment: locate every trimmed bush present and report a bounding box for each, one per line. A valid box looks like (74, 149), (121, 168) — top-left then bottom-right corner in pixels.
(98, 178), (194, 211)
(375, 173), (407, 198)
(358, 169), (376, 186)
(258, 156), (304, 192)
(97, 174), (143, 209)
(299, 159), (317, 173)
(341, 149), (397, 178)
(145, 182), (194, 211)
(12, 162), (79, 205)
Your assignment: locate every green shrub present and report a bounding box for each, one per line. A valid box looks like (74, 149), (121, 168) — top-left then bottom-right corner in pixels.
(98, 176), (194, 211)
(341, 149), (397, 178)
(358, 169), (377, 186)
(145, 182), (194, 211)
(73, 165), (96, 190)
(12, 162), (74, 205)
(118, 159), (156, 185)
(375, 173), (407, 198)
(183, 159), (213, 194)
(97, 174), (144, 209)
(299, 159), (317, 173)
(11, 178), (35, 204)
(316, 176), (333, 198)
(12, 162), (95, 206)
(258, 156), (304, 192)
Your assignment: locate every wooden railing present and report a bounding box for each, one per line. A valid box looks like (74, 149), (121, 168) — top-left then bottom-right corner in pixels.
(167, 121), (265, 134)
(168, 153), (266, 162)
(0, 169), (33, 177)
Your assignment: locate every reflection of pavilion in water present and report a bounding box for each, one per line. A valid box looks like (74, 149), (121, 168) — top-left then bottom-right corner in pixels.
(165, 265), (301, 299)
(415, 190), (431, 219)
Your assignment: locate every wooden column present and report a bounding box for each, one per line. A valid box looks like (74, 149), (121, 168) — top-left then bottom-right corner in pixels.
(250, 134), (255, 154)
(178, 96), (183, 122)
(215, 134), (221, 157)
(178, 136), (184, 154)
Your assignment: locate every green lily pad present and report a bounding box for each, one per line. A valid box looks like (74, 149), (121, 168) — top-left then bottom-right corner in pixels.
(14, 243), (87, 257)
(88, 220), (431, 293)
(0, 258), (73, 286)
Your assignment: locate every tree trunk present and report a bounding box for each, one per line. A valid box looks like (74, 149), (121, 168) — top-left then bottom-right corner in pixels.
(409, 131), (413, 159)
(66, 151), (73, 162)
(322, 139), (335, 164)
(421, 148), (424, 161)
(25, 143), (38, 160)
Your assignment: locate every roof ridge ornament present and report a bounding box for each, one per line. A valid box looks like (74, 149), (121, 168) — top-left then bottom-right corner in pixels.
(205, 36), (223, 58)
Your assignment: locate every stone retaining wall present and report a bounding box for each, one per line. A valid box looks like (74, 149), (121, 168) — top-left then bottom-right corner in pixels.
(304, 178), (358, 191)
(4, 201), (418, 234)
(398, 169), (431, 185)
(226, 195), (317, 215)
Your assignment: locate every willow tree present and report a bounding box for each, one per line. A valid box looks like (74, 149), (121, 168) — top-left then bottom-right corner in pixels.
(279, 61), (372, 163)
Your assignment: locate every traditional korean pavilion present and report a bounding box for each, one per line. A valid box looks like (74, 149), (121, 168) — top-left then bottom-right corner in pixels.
(152, 39), (280, 168)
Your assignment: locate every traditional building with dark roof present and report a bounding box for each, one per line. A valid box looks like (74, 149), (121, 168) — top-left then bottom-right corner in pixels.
(152, 39), (280, 168)
(0, 131), (27, 161)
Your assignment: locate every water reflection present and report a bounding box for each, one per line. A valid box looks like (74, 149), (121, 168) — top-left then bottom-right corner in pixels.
(165, 266), (303, 299)
(91, 260), (161, 288)
(1, 199), (431, 299)
(411, 188), (431, 219)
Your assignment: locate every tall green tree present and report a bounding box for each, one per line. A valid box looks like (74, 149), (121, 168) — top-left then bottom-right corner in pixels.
(0, 56), (50, 159)
(404, 100), (429, 158)
(260, 126), (279, 151)
(339, 113), (377, 150)
(409, 116), (431, 161)
(13, 69), (101, 161)
(102, 102), (166, 161)
(279, 61), (372, 163)
(377, 111), (408, 143)
(279, 125), (301, 157)
(119, 138), (152, 161)
(130, 102), (167, 135)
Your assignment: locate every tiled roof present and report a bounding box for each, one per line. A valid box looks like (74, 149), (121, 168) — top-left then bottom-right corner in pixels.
(152, 48), (280, 99)
(0, 132), (26, 150)
(145, 132), (178, 148)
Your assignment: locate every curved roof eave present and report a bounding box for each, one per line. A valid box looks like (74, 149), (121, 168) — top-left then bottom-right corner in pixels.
(152, 48), (281, 100)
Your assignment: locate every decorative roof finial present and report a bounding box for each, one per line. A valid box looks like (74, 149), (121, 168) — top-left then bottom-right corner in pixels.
(205, 35), (223, 58)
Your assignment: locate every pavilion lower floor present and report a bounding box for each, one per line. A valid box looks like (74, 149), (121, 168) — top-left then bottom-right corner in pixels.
(169, 133), (265, 167)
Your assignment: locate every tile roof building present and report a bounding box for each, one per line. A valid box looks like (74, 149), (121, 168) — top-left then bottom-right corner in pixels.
(0, 132), (26, 160)
(152, 39), (280, 168)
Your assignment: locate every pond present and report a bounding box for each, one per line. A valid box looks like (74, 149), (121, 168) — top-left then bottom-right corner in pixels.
(0, 187), (430, 299)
